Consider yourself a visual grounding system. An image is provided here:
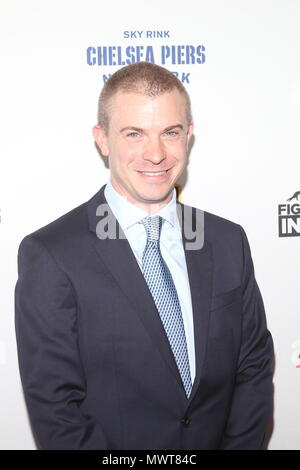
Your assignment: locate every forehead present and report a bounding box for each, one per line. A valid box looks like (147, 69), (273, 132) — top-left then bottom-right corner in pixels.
(107, 89), (187, 129)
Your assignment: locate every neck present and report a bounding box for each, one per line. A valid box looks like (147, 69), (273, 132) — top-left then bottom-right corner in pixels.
(109, 180), (174, 214)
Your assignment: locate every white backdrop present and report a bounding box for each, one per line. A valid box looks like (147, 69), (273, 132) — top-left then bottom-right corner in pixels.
(0, 0), (299, 450)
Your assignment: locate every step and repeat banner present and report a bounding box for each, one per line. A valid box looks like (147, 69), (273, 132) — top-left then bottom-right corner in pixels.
(0, 0), (299, 450)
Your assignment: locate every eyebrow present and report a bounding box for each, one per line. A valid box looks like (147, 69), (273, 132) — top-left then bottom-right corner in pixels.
(120, 124), (184, 134)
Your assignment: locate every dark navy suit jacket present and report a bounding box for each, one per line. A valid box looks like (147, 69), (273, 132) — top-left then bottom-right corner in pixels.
(15, 185), (274, 449)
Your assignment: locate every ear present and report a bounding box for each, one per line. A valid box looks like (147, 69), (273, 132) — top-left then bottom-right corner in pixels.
(93, 125), (109, 156)
(186, 122), (194, 147)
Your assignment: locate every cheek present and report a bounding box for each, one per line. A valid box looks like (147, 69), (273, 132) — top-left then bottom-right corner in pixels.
(165, 141), (187, 158)
(110, 142), (138, 168)
(120, 144), (143, 168)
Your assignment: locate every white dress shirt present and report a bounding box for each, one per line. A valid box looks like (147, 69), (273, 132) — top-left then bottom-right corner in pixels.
(104, 179), (196, 384)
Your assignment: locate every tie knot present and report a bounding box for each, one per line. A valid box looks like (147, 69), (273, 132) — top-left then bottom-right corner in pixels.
(140, 215), (163, 242)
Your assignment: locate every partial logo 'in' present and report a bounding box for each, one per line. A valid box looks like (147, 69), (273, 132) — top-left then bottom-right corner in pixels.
(291, 340), (300, 368)
(278, 191), (300, 237)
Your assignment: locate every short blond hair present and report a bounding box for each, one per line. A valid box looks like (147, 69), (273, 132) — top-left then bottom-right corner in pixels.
(97, 62), (192, 133)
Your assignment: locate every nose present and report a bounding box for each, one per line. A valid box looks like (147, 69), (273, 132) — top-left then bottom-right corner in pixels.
(142, 136), (166, 165)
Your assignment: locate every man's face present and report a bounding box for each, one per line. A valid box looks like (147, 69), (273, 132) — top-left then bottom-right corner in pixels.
(93, 89), (193, 212)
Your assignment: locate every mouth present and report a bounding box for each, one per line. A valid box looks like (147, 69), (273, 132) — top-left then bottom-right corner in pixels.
(140, 171), (168, 176)
(137, 169), (171, 182)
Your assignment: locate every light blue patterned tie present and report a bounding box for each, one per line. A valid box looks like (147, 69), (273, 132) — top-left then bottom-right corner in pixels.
(139, 215), (192, 398)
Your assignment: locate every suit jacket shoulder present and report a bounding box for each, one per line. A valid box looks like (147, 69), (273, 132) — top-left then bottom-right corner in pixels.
(18, 187), (105, 256)
(180, 202), (246, 256)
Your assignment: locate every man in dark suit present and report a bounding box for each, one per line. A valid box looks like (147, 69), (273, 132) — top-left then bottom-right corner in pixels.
(15, 62), (274, 450)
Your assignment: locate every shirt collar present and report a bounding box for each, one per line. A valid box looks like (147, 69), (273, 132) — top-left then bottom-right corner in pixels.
(104, 179), (179, 232)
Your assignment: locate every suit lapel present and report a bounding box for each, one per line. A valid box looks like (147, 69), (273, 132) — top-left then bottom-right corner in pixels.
(87, 186), (213, 403)
(178, 202), (213, 405)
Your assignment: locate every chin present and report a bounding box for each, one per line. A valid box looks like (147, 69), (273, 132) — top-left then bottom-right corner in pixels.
(138, 188), (173, 204)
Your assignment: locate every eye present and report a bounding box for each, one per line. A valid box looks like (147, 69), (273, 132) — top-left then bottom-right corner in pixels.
(165, 130), (178, 137)
(127, 131), (140, 138)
